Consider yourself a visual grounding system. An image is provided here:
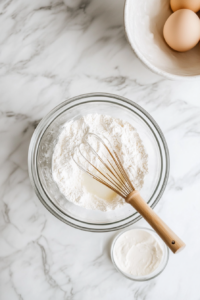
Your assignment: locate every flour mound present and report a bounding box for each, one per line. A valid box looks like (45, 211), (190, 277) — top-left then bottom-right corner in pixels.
(52, 114), (148, 212)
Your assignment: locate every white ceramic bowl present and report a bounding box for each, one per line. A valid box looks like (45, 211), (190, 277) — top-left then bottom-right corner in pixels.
(124, 0), (200, 80)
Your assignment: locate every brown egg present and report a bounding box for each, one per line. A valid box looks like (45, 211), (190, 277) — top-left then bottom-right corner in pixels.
(170, 0), (200, 13)
(163, 9), (200, 52)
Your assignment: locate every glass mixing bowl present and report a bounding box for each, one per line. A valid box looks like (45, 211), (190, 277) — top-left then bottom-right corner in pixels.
(28, 93), (169, 232)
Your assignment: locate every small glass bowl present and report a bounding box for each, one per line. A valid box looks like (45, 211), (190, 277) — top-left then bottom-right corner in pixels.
(111, 227), (169, 281)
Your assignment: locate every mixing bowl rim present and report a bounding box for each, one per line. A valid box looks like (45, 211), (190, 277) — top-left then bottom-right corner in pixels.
(124, 0), (200, 80)
(36, 100), (163, 225)
(28, 92), (170, 231)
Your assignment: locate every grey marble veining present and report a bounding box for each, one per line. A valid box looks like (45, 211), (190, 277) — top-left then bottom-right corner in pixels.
(0, 0), (200, 299)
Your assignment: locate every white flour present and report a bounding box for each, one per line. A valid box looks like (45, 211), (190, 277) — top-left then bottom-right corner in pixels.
(52, 114), (148, 212)
(114, 229), (163, 276)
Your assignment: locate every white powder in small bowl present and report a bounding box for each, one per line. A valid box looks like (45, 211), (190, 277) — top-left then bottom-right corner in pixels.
(113, 229), (163, 277)
(52, 114), (148, 212)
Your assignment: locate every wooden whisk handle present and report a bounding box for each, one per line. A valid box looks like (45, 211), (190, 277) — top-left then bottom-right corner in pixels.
(126, 191), (186, 253)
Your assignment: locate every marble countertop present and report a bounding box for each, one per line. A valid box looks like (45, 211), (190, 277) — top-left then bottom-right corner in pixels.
(1, 0), (200, 299)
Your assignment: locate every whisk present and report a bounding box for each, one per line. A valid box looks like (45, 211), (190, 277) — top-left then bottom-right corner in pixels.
(73, 133), (185, 253)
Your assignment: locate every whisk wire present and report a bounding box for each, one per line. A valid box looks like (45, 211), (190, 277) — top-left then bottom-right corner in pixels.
(106, 148), (134, 193)
(114, 151), (135, 191)
(72, 133), (135, 199)
(96, 136), (134, 193)
(78, 147), (129, 197)
(84, 141), (130, 195)
(106, 159), (130, 194)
